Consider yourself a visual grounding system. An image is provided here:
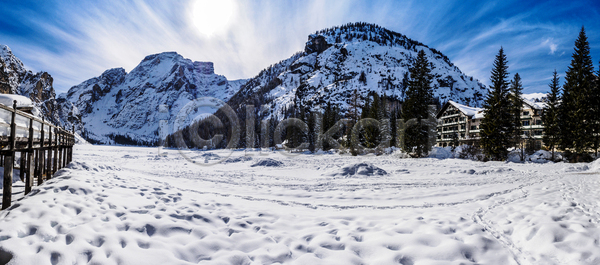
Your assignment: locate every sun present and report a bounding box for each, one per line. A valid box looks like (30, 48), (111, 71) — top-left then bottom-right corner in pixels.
(191, 0), (236, 37)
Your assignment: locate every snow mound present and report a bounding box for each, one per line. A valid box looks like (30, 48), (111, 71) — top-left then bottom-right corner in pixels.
(201, 152), (221, 159)
(429, 147), (453, 159)
(447, 167), (514, 175)
(251, 158), (284, 167)
(222, 156), (253, 164)
(0, 94), (33, 109)
(527, 150), (552, 163)
(563, 165), (589, 172)
(590, 159), (600, 172)
(329, 162), (387, 177)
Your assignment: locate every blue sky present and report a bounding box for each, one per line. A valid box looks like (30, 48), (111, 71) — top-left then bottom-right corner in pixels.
(1, 0), (599, 95)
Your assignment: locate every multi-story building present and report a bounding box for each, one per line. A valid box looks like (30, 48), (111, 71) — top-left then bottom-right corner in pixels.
(436, 99), (546, 149)
(436, 101), (484, 147)
(519, 99), (546, 150)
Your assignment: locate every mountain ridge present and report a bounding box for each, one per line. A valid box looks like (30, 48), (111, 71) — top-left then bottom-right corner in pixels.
(227, 22), (486, 121)
(64, 51), (248, 145)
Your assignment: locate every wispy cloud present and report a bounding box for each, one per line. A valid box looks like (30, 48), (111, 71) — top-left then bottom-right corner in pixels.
(542, 38), (558, 55)
(0, 0), (599, 95)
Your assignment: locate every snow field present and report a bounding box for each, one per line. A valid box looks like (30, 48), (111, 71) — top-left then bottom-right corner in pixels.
(0, 145), (598, 264)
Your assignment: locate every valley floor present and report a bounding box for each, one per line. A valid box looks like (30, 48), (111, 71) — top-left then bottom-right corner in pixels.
(0, 145), (599, 264)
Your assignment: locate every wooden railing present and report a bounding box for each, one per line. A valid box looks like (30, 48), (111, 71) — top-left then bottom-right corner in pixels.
(0, 101), (75, 209)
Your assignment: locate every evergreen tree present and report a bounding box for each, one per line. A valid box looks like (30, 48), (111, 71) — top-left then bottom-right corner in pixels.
(390, 108), (398, 147)
(542, 70), (561, 160)
(363, 92), (381, 148)
(307, 109), (315, 152)
(591, 62), (600, 156)
(359, 71), (367, 85)
(509, 73), (524, 160)
(450, 132), (459, 154)
(402, 50), (434, 157)
(559, 27), (595, 160)
(481, 47), (512, 161)
(347, 89), (361, 123)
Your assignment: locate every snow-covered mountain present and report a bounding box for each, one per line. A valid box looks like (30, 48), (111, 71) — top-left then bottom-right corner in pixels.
(228, 23), (486, 118)
(64, 52), (247, 145)
(0, 44), (81, 132)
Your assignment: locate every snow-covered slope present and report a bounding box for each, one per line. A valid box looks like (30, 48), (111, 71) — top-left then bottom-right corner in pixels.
(2, 145), (600, 264)
(0, 44), (82, 132)
(65, 52), (248, 145)
(522, 93), (547, 102)
(228, 23), (486, 118)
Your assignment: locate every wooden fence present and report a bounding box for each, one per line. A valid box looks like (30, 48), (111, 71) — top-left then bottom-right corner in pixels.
(0, 101), (75, 209)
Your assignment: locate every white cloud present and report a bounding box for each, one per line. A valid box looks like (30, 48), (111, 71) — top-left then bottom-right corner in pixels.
(2, 0), (597, 95)
(542, 38), (558, 55)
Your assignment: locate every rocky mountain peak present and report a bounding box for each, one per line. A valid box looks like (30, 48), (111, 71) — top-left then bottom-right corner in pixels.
(100, 68), (127, 84)
(65, 52), (248, 145)
(194, 61), (214, 75)
(228, 23), (486, 120)
(305, 35), (331, 54)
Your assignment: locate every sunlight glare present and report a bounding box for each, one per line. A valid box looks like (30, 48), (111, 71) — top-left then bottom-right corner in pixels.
(192, 0), (236, 37)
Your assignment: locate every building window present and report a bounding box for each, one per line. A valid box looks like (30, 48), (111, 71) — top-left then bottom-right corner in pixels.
(470, 125), (477, 130)
(534, 130), (543, 136)
(522, 120), (530, 126)
(523, 111), (530, 116)
(535, 119), (542, 125)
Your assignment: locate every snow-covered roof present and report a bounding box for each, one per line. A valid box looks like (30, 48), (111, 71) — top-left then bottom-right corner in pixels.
(474, 110), (485, 119)
(522, 93), (547, 102)
(523, 98), (547, 110)
(447, 100), (482, 117)
(0, 94), (34, 109)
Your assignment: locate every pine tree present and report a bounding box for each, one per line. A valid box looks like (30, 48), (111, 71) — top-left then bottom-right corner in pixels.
(590, 62), (600, 156)
(481, 47), (512, 161)
(509, 73), (524, 160)
(542, 70), (561, 161)
(390, 108), (398, 147)
(364, 92), (381, 148)
(347, 89), (361, 123)
(560, 27), (595, 161)
(402, 50), (434, 157)
(307, 109), (315, 152)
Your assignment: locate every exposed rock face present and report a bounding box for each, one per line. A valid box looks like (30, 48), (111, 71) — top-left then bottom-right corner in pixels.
(304, 35), (331, 54)
(194, 62), (214, 75)
(19, 72), (55, 103)
(67, 68), (127, 115)
(0, 45), (26, 94)
(0, 44), (81, 132)
(65, 52), (247, 145)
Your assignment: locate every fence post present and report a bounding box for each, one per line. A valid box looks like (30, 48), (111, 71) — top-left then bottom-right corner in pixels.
(47, 127), (53, 179)
(52, 127), (56, 174)
(63, 131), (67, 168)
(2, 101), (18, 209)
(19, 152), (25, 182)
(69, 127), (74, 163)
(25, 119), (34, 194)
